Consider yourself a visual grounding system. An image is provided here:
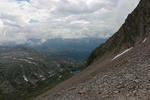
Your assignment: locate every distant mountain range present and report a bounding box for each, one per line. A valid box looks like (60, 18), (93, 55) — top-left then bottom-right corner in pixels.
(36, 38), (106, 52)
(1, 38), (106, 52)
(0, 38), (106, 61)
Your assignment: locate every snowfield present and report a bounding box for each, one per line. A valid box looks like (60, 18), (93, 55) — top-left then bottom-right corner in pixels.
(112, 47), (133, 60)
(142, 38), (147, 43)
(23, 75), (28, 82)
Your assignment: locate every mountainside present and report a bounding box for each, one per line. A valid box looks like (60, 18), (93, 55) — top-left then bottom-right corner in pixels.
(33, 0), (150, 100)
(43, 39), (150, 100)
(87, 0), (150, 65)
(0, 46), (85, 100)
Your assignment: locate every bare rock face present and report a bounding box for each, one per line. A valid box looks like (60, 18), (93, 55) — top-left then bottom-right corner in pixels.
(87, 0), (150, 65)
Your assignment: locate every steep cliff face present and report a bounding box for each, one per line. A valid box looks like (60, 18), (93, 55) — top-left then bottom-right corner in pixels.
(87, 0), (150, 65)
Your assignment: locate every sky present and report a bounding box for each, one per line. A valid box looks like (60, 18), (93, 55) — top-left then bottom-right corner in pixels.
(0, 0), (140, 45)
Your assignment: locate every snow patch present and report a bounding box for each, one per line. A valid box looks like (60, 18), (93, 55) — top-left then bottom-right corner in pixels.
(39, 75), (46, 81)
(112, 47), (133, 60)
(26, 57), (34, 60)
(41, 77), (46, 81)
(142, 38), (147, 43)
(23, 75), (28, 82)
(18, 59), (37, 65)
(48, 72), (55, 77)
(39, 75), (44, 78)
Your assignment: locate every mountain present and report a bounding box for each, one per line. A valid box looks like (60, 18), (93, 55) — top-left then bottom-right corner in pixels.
(28, 38), (106, 61)
(87, 0), (150, 65)
(32, 47), (90, 61)
(39, 38), (106, 52)
(33, 0), (150, 100)
(0, 38), (106, 61)
(1, 38), (106, 53)
(0, 46), (85, 100)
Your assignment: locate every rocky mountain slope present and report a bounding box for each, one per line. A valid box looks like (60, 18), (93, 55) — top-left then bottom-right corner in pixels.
(42, 38), (150, 100)
(34, 0), (150, 100)
(0, 46), (85, 100)
(87, 0), (150, 65)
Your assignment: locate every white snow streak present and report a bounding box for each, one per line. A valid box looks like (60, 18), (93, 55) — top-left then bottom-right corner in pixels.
(23, 75), (28, 82)
(18, 59), (37, 65)
(142, 38), (147, 43)
(39, 75), (44, 78)
(26, 57), (34, 60)
(112, 47), (133, 60)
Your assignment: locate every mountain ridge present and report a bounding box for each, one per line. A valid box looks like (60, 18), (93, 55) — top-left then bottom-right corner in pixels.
(87, 0), (150, 65)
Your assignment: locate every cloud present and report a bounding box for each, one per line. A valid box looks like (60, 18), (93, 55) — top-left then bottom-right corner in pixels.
(55, 0), (118, 15)
(0, 0), (140, 45)
(0, 19), (3, 30)
(16, 0), (30, 2)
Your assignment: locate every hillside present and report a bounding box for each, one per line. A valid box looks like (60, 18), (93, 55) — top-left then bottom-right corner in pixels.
(0, 46), (85, 100)
(34, 0), (150, 100)
(43, 38), (150, 100)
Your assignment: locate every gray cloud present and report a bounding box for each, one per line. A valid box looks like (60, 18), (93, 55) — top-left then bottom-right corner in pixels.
(0, 0), (140, 44)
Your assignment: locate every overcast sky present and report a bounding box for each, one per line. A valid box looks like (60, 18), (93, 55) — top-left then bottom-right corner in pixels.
(0, 0), (140, 44)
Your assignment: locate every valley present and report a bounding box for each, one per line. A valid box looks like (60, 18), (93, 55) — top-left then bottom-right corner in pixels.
(0, 46), (85, 100)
